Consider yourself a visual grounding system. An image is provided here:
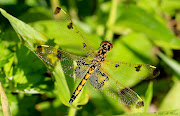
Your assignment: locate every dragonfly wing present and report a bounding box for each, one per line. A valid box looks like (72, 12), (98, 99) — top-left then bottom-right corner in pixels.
(36, 45), (92, 78)
(89, 67), (109, 89)
(92, 67), (144, 108)
(75, 60), (92, 79)
(54, 7), (96, 58)
(102, 59), (160, 82)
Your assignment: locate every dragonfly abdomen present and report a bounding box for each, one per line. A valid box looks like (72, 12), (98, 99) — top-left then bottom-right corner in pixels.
(69, 65), (96, 104)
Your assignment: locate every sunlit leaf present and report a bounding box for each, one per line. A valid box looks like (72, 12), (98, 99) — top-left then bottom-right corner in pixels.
(161, 0), (180, 14)
(144, 81), (153, 112)
(158, 52), (180, 78)
(115, 4), (180, 49)
(0, 8), (47, 51)
(159, 81), (180, 111)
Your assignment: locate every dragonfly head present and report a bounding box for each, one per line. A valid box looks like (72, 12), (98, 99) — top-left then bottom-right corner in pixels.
(100, 41), (113, 52)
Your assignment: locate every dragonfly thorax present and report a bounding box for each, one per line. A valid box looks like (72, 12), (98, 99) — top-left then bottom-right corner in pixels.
(93, 41), (113, 63)
(100, 41), (113, 51)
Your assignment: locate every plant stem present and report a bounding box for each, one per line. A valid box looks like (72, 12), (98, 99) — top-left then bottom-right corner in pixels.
(105, 0), (118, 42)
(68, 107), (77, 116)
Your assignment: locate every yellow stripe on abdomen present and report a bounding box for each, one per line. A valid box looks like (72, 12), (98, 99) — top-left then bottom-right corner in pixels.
(77, 85), (83, 91)
(74, 90), (79, 96)
(81, 79), (87, 85)
(85, 73), (90, 79)
(74, 77), (88, 96)
(69, 65), (95, 104)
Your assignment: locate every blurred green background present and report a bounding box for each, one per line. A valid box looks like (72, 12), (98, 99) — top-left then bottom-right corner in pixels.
(0, 0), (180, 116)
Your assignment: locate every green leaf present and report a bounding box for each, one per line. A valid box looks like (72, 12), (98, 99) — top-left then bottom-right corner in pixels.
(0, 8), (47, 51)
(0, 41), (13, 68)
(144, 81), (153, 112)
(158, 52), (180, 78)
(115, 4), (180, 49)
(0, 82), (12, 116)
(11, 44), (48, 91)
(52, 64), (71, 106)
(137, 0), (159, 13)
(159, 81), (180, 111)
(161, 0), (180, 15)
(52, 62), (88, 108)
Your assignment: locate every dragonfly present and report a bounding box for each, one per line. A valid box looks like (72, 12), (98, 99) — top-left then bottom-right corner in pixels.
(35, 7), (160, 108)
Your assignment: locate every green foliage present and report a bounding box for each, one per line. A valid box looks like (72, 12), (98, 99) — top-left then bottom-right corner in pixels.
(0, 0), (180, 115)
(115, 4), (180, 49)
(159, 81), (180, 111)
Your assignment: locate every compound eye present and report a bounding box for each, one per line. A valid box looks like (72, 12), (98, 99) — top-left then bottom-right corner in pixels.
(100, 41), (113, 51)
(108, 45), (111, 51)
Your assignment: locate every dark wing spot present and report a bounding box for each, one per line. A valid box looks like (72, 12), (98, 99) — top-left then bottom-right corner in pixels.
(100, 81), (104, 86)
(115, 64), (120, 68)
(120, 88), (129, 95)
(82, 61), (85, 65)
(136, 101), (144, 108)
(135, 65), (142, 72)
(153, 68), (160, 77)
(67, 22), (73, 29)
(57, 50), (61, 59)
(36, 45), (42, 54)
(74, 66), (80, 75)
(83, 43), (87, 48)
(77, 61), (81, 66)
(54, 7), (61, 14)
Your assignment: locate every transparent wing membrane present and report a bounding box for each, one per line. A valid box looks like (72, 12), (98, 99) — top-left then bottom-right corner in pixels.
(75, 60), (92, 79)
(89, 67), (109, 89)
(102, 59), (160, 81)
(99, 67), (144, 108)
(36, 45), (91, 78)
(54, 7), (96, 57)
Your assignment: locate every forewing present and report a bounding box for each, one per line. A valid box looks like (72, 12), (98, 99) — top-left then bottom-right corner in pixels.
(102, 59), (160, 82)
(98, 67), (144, 108)
(35, 45), (91, 78)
(54, 7), (96, 57)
